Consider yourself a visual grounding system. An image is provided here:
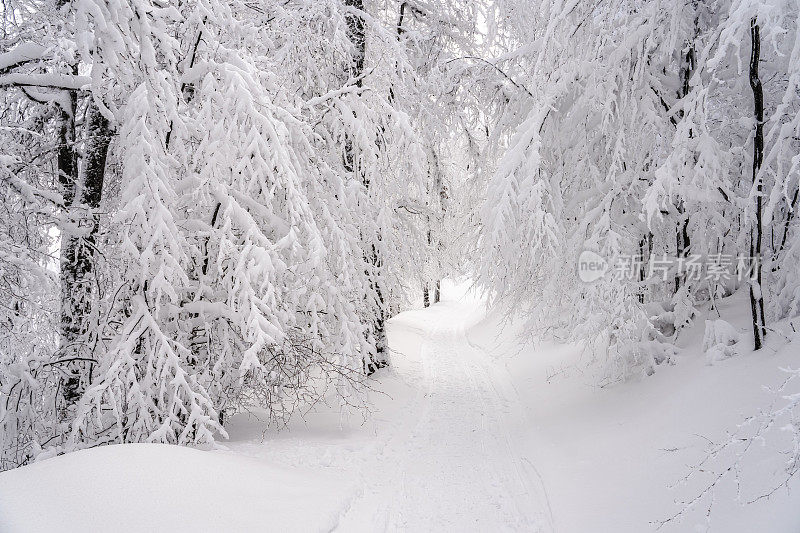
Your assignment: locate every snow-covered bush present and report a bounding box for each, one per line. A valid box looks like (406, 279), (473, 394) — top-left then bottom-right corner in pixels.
(703, 319), (742, 364)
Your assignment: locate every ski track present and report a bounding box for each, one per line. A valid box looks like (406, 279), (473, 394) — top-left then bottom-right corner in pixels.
(334, 304), (551, 532)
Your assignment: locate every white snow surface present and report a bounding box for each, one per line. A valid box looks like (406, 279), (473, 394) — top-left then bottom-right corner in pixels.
(0, 443), (354, 532)
(1, 282), (799, 532)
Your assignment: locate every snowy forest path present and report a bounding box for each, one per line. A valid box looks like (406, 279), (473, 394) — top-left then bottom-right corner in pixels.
(333, 301), (552, 532)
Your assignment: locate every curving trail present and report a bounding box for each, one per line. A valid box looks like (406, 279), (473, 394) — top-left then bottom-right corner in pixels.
(334, 302), (552, 532)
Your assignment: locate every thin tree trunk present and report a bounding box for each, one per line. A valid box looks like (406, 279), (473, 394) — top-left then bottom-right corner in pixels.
(749, 18), (767, 350)
(433, 166), (445, 305)
(675, 43), (695, 293)
(423, 225), (432, 307)
(775, 188), (799, 262)
(429, 147), (446, 305)
(59, 100), (112, 405)
(345, 0), (365, 84)
(638, 232), (653, 304)
(345, 0), (387, 373)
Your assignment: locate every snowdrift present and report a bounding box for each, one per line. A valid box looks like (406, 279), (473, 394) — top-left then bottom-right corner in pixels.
(0, 443), (354, 532)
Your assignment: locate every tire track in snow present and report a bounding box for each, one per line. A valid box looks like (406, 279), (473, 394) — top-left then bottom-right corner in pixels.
(334, 304), (550, 532)
(450, 316), (553, 532)
(463, 327), (556, 532)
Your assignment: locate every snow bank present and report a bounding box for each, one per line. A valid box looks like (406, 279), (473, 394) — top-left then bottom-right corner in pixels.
(483, 292), (800, 532)
(0, 443), (355, 532)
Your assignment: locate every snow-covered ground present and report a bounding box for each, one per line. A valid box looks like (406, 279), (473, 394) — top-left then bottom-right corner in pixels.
(470, 290), (800, 532)
(1, 283), (798, 532)
(0, 443), (354, 532)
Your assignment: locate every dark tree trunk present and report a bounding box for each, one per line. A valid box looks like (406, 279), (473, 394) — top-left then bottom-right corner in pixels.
(56, 78), (80, 408)
(433, 168), (445, 305)
(775, 188), (799, 262)
(345, 0), (387, 373)
(56, 79), (78, 205)
(345, 0), (365, 85)
(423, 226), (432, 308)
(675, 43), (695, 293)
(749, 18), (767, 350)
(638, 232), (653, 304)
(82, 103), (112, 209)
(57, 66), (79, 342)
(59, 100), (112, 405)
(428, 146), (446, 305)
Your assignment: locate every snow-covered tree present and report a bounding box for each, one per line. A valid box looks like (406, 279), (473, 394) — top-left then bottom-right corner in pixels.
(1, 0), (490, 465)
(478, 0), (800, 377)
